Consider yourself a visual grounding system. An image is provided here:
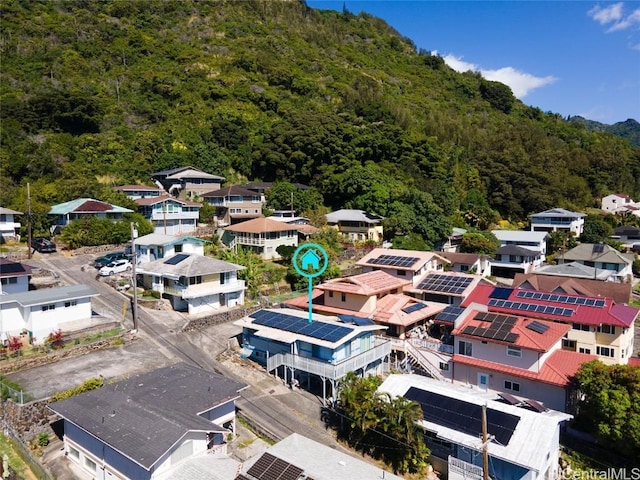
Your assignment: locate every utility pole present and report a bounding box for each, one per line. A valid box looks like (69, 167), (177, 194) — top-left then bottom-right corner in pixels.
(27, 183), (32, 259)
(130, 222), (138, 332)
(482, 404), (489, 480)
(290, 191), (294, 215)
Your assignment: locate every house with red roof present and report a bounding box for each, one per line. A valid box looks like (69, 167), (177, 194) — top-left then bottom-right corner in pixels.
(450, 306), (595, 412)
(134, 195), (202, 235)
(285, 270), (448, 340)
(356, 248), (450, 286)
(463, 284), (638, 366)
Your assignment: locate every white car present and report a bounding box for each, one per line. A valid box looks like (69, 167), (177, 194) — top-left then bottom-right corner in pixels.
(99, 259), (132, 276)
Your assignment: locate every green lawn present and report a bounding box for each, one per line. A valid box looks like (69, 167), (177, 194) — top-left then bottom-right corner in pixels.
(0, 433), (36, 479)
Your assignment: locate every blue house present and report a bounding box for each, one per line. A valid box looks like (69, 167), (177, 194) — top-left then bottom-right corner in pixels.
(48, 363), (247, 480)
(235, 308), (391, 402)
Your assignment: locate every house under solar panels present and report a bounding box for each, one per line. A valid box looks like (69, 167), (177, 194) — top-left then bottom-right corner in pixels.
(356, 248), (451, 286)
(378, 374), (572, 480)
(235, 308), (391, 402)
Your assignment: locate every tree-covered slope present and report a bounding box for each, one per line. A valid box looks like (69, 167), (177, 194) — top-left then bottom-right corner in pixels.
(568, 116), (640, 148)
(1, 0), (639, 240)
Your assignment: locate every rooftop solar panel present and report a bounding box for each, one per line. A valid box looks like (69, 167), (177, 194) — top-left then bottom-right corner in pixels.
(434, 305), (465, 324)
(526, 321), (550, 334)
(490, 287), (513, 299)
(524, 398), (547, 413)
(516, 290), (606, 308)
(462, 314), (519, 343)
(251, 310), (354, 343)
(417, 274), (473, 295)
(368, 254), (420, 268)
(246, 452), (304, 480)
(498, 392), (521, 405)
(337, 314), (375, 326)
(405, 387), (519, 445)
(488, 299), (574, 317)
(402, 303), (428, 314)
(163, 253), (189, 265)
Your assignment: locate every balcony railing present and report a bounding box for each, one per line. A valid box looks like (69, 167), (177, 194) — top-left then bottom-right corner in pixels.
(266, 338), (391, 381)
(160, 280), (245, 298)
(235, 236), (265, 246)
(448, 456), (483, 480)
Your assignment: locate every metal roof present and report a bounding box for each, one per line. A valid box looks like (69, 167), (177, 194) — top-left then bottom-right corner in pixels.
(49, 198), (132, 215)
(137, 253), (243, 277)
(325, 209), (383, 224)
(492, 230), (549, 243)
(0, 285), (98, 307)
(529, 208), (587, 218)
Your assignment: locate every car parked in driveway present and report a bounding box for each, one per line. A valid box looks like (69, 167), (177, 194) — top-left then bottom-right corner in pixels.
(98, 259), (132, 276)
(94, 251), (127, 269)
(31, 237), (57, 253)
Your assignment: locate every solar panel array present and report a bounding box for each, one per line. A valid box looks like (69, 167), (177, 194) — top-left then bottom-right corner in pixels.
(489, 298), (574, 317)
(490, 287), (514, 299)
(417, 274), (473, 294)
(474, 312), (517, 323)
(405, 387), (520, 445)
(462, 314), (519, 343)
(246, 452), (304, 480)
(368, 254), (420, 267)
(251, 310), (353, 343)
(164, 253), (189, 265)
(402, 303), (428, 314)
(338, 314), (375, 326)
(516, 290), (606, 308)
(526, 320), (550, 334)
(434, 305), (465, 324)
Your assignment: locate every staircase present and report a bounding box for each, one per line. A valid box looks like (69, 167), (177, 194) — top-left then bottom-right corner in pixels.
(403, 341), (445, 381)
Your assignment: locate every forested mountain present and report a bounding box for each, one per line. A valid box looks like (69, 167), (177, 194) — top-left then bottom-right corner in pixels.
(567, 117), (640, 148)
(1, 0), (639, 246)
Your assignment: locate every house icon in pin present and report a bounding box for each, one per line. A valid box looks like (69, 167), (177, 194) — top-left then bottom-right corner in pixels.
(300, 249), (321, 271)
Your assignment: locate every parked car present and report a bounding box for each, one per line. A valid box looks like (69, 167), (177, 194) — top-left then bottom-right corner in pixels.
(31, 237), (56, 253)
(94, 251), (127, 269)
(99, 259), (132, 276)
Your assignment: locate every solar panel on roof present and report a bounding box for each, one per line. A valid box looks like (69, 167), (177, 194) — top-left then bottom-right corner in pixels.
(498, 392), (521, 405)
(337, 315), (375, 326)
(490, 287), (513, 299)
(462, 314), (518, 343)
(246, 452), (304, 480)
(369, 254), (420, 268)
(526, 321), (550, 334)
(524, 398), (547, 413)
(516, 290), (606, 308)
(405, 387), (520, 445)
(435, 305), (465, 324)
(402, 303), (428, 314)
(251, 310), (353, 343)
(417, 274), (473, 295)
(163, 253), (189, 265)
(489, 298), (574, 317)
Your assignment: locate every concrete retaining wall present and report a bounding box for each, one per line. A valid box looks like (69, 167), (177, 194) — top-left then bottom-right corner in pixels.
(182, 306), (262, 332)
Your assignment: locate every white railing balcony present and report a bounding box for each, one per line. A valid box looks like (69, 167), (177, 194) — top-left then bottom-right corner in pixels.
(236, 236), (265, 246)
(266, 339), (391, 381)
(162, 280), (245, 299)
(150, 211), (199, 221)
(448, 456), (483, 480)
(389, 337), (454, 355)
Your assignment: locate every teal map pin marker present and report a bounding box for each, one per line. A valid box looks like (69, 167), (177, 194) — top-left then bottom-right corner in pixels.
(292, 243), (329, 323)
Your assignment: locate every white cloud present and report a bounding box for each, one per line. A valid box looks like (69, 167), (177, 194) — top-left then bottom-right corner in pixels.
(442, 54), (557, 98)
(588, 3), (640, 32)
(588, 3), (623, 25)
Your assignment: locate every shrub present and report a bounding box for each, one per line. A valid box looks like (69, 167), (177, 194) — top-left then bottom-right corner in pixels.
(50, 377), (104, 402)
(45, 329), (65, 349)
(37, 432), (49, 447)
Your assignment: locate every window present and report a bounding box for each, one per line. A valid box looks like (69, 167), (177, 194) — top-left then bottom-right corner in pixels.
(328, 291), (333, 298)
(439, 362), (449, 371)
(341, 293), (346, 302)
(572, 323), (591, 332)
(189, 276), (203, 285)
(68, 446), (80, 460)
(84, 457), (97, 472)
(41, 304), (55, 312)
(460, 265), (469, 272)
(1, 277), (17, 285)
(397, 269), (406, 276)
(562, 339), (577, 351)
(64, 300), (77, 308)
(579, 347), (591, 354)
(506, 346), (522, 357)
(596, 346), (615, 357)
(458, 340), (472, 356)
(597, 325), (616, 335)
(504, 380), (520, 392)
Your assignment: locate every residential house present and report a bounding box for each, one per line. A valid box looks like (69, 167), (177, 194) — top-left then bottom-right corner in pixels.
(463, 284), (638, 366)
(325, 209), (384, 243)
(235, 308), (390, 401)
(137, 253), (244, 314)
(436, 227), (467, 252)
(268, 214), (319, 241)
(490, 230), (549, 278)
(135, 195), (202, 235)
(0, 258), (34, 295)
(378, 374), (572, 480)
(202, 186), (264, 226)
(438, 252), (492, 277)
(285, 270), (447, 339)
(151, 166), (224, 199)
(601, 193), (638, 214)
(492, 230), (549, 256)
(114, 184), (163, 200)
(612, 225), (640, 250)
(49, 198), (133, 233)
(134, 233), (206, 265)
(532, 262), (616, 282)
(513, 272), (632, 304)
(450, 305), (594, 412)
(0, 207), (22, 242)
(48, 363), (247, 480)
(0, 285), (98, 344)
(529, 208), (586, 236)
(561, 243), (634, 283)
(223, 217), (298, 260)
(356, 248), (449, 287)
(237, 433), (404, 480)
(411, 271), (485, 305)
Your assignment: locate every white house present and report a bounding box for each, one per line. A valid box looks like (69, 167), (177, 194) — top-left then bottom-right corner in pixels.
(151, 166), (225, 199)
(223, 217), (299, 260)
(0, 207), (22, 242)
(137, 253), (245, 314)
(0, 285), (98, 344)
(601, 193), (639, 214)
(325, 209), (384, 243)
(134, 233), (206, 265)
(356, 248), (449, 287)
(378, 374), (572, 480)
(114, 184), (163, 200)
(529, 208), (586, 236)
(0, 258), (34, 295)
(135, 196), (202, 235)
(490, 230), (549, 279)
(49, 363), (247, 480)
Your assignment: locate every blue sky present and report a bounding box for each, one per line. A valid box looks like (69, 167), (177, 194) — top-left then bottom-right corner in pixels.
(306, 1), (640, 124)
